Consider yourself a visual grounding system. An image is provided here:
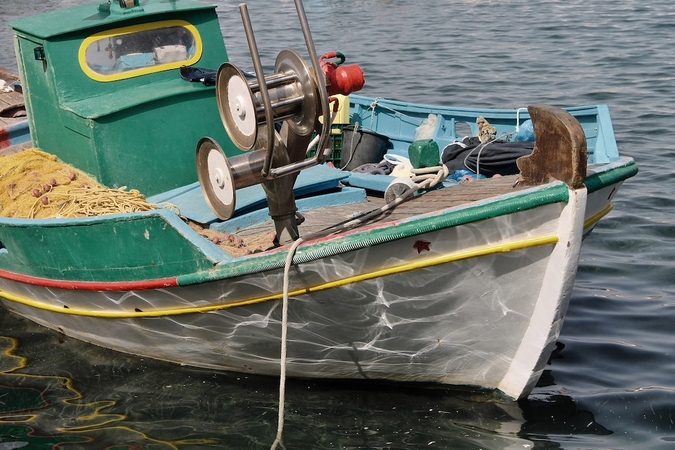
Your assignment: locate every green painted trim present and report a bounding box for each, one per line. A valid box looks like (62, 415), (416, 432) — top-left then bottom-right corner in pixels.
(176, 181), (571, 286)
(0, 209), (227, 282)
(585, 158), (638, 193)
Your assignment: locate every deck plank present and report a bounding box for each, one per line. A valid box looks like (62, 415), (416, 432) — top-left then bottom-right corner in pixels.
(237, 175), (526, 239)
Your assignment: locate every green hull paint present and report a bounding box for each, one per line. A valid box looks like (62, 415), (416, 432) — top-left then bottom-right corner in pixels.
(10, 1), (238, 197)
(0, 210), (226, 282)
(0, 156), (637, 285)
(0, 179), (568, 284)
(585, 160), (639, 193)
(0, 179), (563, 286)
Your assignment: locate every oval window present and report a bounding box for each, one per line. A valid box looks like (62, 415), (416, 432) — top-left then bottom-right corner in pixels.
(79, 20), (202, 82)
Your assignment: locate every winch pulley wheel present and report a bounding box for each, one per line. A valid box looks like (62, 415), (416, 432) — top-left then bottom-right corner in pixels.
(215, 1), (330, 177)
(197, 0), (333, 223)
(216, 48), (317, 153)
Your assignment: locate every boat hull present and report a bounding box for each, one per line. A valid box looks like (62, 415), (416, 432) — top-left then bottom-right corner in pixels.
(0, 184), (586, 399)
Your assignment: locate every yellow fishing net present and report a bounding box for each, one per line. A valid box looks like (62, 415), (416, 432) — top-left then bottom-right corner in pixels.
(0, 148), (275, 256)
(0, 148), (156, 219)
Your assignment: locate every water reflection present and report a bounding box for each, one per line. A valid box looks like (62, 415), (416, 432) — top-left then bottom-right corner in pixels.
(0, 309), (610, 449)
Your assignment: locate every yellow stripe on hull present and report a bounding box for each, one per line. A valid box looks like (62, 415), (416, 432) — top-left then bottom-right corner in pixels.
(0, 235), (558, 319)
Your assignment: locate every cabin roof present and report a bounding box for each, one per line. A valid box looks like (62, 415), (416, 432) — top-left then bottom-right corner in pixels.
(9, 0), (217, 39)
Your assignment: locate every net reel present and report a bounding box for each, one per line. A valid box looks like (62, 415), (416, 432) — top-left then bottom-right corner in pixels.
(216, 49), (317, 152)
(196, 0), (363, 244)
(196, 48), (317, 222)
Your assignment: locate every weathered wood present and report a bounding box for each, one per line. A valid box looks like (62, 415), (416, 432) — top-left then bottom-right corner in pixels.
(0, 91), (25, 118)
(516, 104), (587, 189)
(0, 67), (25, 120)
(0, 67), (19, 82)
(238, 175), (526, 238)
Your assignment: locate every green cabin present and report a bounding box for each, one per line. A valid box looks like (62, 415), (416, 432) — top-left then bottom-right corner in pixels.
(10, 0), (235, 197)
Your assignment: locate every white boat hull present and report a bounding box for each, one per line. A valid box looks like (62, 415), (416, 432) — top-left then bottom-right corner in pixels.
(0, 184), (587, 399)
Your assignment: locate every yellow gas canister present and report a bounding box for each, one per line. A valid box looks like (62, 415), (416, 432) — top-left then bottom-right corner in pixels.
(332, 94), (350, 125)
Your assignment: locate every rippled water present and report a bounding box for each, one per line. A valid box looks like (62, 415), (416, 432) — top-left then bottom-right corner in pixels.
(0, 0), (673, 448)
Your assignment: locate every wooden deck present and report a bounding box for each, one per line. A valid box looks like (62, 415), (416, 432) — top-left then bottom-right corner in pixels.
(238, 174), (526, 240)
(0, 89), (25, 125)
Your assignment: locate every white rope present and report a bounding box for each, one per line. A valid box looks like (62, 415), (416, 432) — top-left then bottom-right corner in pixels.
(462, 132), (509, 177)
(332, 164), (449, 232)
(270, 237), (304, 450)
(410, 164), (450, 189)
(367, 98), (427, 132)
(367, 99), (380, 131)
(269, 164), (447, 449)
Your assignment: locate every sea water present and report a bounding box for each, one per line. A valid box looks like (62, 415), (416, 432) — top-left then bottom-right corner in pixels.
(0, 0), (673, 448)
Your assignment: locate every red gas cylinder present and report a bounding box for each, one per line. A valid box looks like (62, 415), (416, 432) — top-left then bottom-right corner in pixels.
(320, 51), (365, 96)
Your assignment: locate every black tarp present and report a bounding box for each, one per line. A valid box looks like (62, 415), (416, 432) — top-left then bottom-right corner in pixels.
(441, 136), (535, 177)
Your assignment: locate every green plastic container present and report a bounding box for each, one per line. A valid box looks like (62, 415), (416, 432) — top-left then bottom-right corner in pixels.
(408, 139), (440, 169)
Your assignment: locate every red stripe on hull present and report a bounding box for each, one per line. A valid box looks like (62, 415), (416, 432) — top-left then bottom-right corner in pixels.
(0, 268), (178, 291)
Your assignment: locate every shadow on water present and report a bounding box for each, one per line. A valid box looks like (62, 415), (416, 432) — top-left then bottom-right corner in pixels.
(0, 308), (610, 450)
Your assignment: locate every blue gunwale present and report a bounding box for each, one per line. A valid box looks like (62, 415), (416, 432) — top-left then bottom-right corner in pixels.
(348, 95), (620, 164)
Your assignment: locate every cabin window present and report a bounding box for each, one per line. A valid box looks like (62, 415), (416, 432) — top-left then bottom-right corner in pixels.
(78, 20), (202, 82)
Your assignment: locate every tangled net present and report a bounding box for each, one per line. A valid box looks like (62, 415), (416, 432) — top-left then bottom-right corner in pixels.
(0, 148), (157, 219)
(0, 148), (275, 256)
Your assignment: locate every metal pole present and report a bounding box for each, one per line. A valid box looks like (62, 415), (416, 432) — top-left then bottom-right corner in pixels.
(238, 3), (276, 178)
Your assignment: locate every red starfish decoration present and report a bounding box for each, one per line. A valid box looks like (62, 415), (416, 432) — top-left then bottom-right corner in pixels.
(413, 240), (431, 254)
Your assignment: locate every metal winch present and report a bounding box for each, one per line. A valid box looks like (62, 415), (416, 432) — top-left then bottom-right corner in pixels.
(196, 0), (364, 245)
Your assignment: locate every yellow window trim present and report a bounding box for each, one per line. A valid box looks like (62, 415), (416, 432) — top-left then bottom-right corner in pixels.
(78, 19), (202, 82)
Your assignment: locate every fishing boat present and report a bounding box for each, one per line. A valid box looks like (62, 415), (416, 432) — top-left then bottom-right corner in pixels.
(0, 0), (636, 401)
